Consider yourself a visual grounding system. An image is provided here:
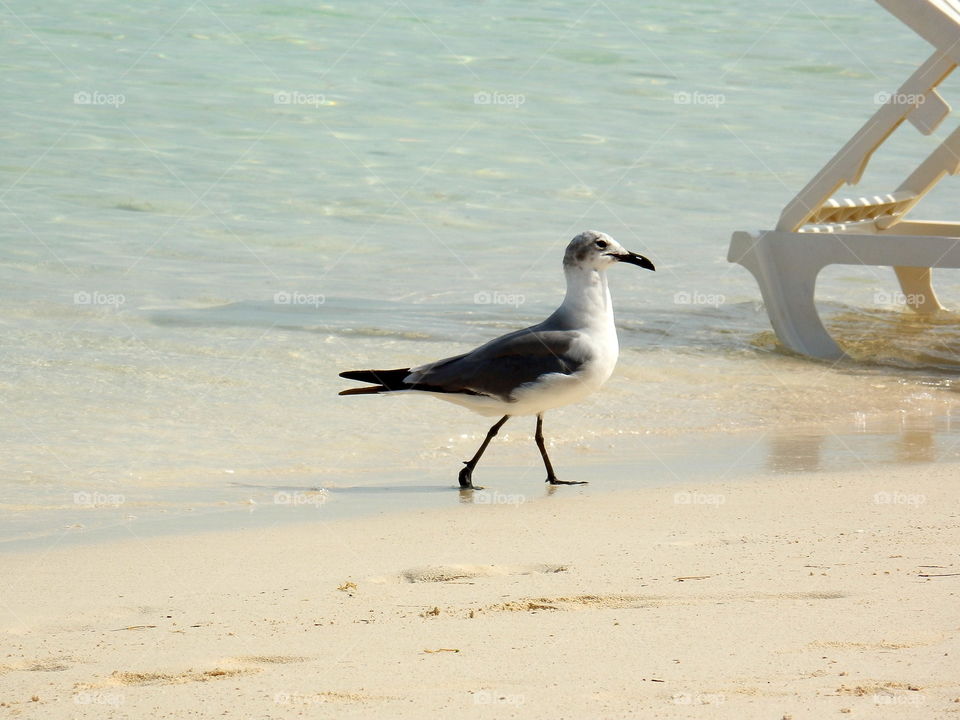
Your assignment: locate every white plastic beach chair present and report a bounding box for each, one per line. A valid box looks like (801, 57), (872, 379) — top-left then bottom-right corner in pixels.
(728, 0), (960, 359)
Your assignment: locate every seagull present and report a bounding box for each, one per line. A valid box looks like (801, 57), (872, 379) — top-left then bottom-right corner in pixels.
(339, 230), (655, 489)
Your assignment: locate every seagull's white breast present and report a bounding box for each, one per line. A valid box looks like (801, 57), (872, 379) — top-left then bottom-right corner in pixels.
(507, 324), (619, 416)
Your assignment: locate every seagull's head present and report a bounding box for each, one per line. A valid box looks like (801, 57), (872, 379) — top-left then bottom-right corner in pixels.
(563, 230), (655, 272)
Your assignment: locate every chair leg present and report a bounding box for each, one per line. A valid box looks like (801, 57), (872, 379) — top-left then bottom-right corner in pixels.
(894, 266), (943, 313)
(729, 231), (844, 360)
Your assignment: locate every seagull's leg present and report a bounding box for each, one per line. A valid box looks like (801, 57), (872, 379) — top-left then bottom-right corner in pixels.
(459, 415), (510, 489)
(536, 413), (587, 485)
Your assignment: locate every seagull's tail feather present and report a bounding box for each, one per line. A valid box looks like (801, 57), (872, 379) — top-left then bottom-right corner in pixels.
(339, 367), (482, 398)
(339, 385), (389, 396)
(339, 368), (412, 395)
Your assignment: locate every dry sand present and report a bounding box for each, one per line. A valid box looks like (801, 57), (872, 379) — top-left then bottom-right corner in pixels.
(1, 463), (958, 718)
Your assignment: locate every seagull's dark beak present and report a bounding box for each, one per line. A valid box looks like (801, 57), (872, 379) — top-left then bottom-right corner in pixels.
(611, 251), (655, 271)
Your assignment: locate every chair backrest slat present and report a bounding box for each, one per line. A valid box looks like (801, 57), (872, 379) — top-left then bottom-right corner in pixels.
(778, 1), (960, 233)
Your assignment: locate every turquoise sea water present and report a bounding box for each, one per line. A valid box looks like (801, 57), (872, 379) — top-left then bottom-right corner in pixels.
(4, 0), (960, 546)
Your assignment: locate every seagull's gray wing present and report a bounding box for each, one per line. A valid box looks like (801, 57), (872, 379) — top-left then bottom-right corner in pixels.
(406, 326), (589, 401)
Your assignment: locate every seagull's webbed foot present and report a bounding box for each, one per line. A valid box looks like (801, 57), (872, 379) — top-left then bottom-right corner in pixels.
(458, 463), (483, 490)
(546, 476), (588, 486)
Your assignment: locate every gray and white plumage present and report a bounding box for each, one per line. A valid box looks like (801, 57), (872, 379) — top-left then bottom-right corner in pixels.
(339, 230), (654, 416)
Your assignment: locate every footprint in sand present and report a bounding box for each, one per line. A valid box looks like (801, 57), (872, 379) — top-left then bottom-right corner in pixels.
(0, 657), (73, 673)
(229, 655), (309, 665)
(273, 690), (402, 705)
(479, 590), (847, 613)
(76, 655), (310, 689)
(484, 594), (658, 612)
(79, 668), (254, 688)
(384, 563), (569, 584)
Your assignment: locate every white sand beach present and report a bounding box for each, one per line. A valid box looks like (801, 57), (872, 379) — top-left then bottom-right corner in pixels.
(2, 462), (957, 719)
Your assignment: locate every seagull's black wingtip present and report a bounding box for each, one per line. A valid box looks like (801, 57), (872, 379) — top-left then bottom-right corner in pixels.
(339, 368), (413, 390)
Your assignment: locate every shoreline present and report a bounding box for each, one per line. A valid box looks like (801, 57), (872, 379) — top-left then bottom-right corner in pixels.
(4, 417), (960, 553)
(2, 462), (958, 718)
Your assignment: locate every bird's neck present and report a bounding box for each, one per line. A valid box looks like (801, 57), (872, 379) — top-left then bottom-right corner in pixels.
(558, 266), (614, 330)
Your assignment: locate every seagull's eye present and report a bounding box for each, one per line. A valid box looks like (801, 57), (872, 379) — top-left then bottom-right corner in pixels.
(594, 240), (608, 249)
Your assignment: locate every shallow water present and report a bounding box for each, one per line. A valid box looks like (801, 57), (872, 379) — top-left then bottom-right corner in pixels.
(3, 0), (960, 547)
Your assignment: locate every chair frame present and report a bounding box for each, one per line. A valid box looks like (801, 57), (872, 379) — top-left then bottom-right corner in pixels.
(729, 0), (960, 359)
